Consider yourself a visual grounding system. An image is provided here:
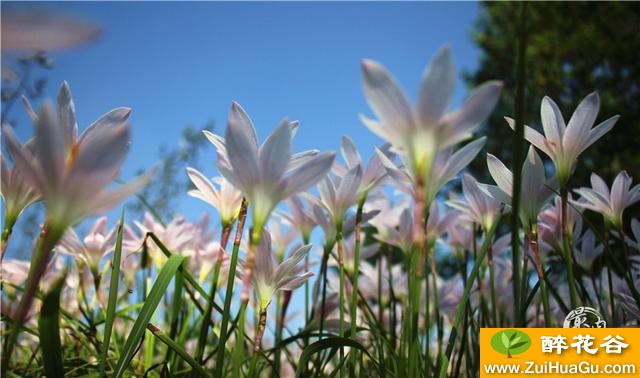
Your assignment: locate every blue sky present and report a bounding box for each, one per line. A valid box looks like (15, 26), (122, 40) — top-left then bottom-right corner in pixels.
(3, 1), (482, 242)
(2, 1), (484, 327)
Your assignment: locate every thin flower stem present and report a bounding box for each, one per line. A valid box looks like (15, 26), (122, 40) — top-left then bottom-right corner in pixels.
(487, 239), (498, 327)
(0, 216), (16, 263)
(195, 220), (234, 364)
(1, 222), (65, 372)
(511, 1), (528, 327)
(529, 224), (552, 327)
(560, 186), (579, 308)
(232, 300), (249, 378)
(336, 224), (346, 377)
(410, 177), (426, 377)
(603, 225), (617, 325)
(215, 198), (248, 378)
(349, 196), (366, 370)
(303, 233), (310, 343)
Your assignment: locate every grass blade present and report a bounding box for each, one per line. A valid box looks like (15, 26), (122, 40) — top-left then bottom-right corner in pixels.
(295, 336), (374, 377)
(112, 255), (186, 378)
(147, 323), (211, 377)
(38, 273), (67, 378)
(101, 208), (125, 375)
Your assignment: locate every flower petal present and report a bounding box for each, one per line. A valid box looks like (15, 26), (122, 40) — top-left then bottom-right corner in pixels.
(281, 151), (335, 198)
(540, 96), (566, 145)
(564, 92), (599, 155)
(361, 59), (414, 133)
(225, 102), (260, 191)
(340, 136), (362, 169)
(34, 102), (65, 190)
(56, 81), (78, 151)
(486, 153), (513, 195)
(418, 46), (455, 125)
(259, 119), (292, 185)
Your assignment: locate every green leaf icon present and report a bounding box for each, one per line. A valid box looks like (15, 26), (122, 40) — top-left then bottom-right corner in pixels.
(490, 330), (532, 358)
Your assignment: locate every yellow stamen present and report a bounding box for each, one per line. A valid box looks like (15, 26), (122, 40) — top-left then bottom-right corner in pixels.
(66, 142), (80, 169)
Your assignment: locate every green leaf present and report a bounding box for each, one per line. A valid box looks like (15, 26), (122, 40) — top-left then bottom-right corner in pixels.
(509, 332), (517, 342)
(112, 255), (186, 378)
(101, 208), (125, 375)
(511, 336), (521, 347)
(147, 323), (211, 377)
(295, 336), (374, 378)
(38, 273), (67, 378)
(510, 341), (529, 350)
(501, 332), (510, 349)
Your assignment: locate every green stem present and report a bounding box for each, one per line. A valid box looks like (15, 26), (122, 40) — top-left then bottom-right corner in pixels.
(349, 196), (366, 371)
(560, 187), (579, 309)
(529, 224), (552, 327)
(195, 221), (233, 364)
(215, 198), (248, 378)
(2, 222), (65, 373)
(1, 216), (16, 263)
(336, 223), (345, 377)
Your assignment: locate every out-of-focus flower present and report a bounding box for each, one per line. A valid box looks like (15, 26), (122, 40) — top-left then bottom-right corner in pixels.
(425, 202), (457, 244)
(212, 102), (335, 241)
(447, 173), (501, 232)
(376, 137), (486, 206)
(334, 136), (391, 196)
(135, 213), (196, 266)
(625, 219), (640, 251)
(186, 168), (243, 227)
(373, 205), (413, 254)
(328, 233), (377, 274)
(538, 195), (582, 253)
(309, 165), (362, 227)
(3, 82), (153, 231)
(238, 231), (313, 311)
(267, 216), (298, 259)
(572, 171), (640, 228)
(359, 257), (406, 303)
(279, 195), (317, 242)
(485, 146), (556, 227)
(506, 93), (619, 186)
(1, 10), (101, 51)
(361, 46), (501, 180)
(58, 216), (115, 273)
(310, 196), (379, 247)
(1, 149), (40, 228)
(574, 230), (604, 272)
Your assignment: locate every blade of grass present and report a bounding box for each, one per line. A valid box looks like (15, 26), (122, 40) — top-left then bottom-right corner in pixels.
(38, 272), (67, 378)
(112, 255), (186, 378)
(100, 208), (126, 375)
(439, 212), (501, 377)
(295, 336), (375, 378)
(147, 323), (211, 377)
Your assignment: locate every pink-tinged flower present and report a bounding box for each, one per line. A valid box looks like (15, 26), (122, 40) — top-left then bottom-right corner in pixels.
(538, 195), (582, 253)
(361, 46), (502, 179)
(373, 205), (413, 254)
(574, 230), (604, 272)
(1, 10), (101, 51)
(309, 165), (363, 226)
(310, 200), (379, 247)
(626, 219), (640, 251)
(238, 231), (313, 311)
(484, 146), (556, 227)
(3, 82), (153, 231)
(1, 149), (40, 226)
(328, 233), (377, 274)
(334, 136), (392, 196)
(186, 168), (243, 226)
(376, 137), (486, 206)
(267, 216), (298, 259)
(447, 173), (501, 232)
(506, 93), (619, 186)
(358, 257), (406, 304)
(572, 171), (640, 228)
(425, 202), (458, 244)
(278, 195), (318, 242)
(212, 102), (335, 240)
(58, 216), (115, 272)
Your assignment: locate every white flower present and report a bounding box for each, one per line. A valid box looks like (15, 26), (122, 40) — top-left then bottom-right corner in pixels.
(506, 93), (619, 186)
(572, 171), (640, 228)
(212, 102), (335, 240)
(186, 168), (243, 226)
(3, 82), (153, 231)
(447, 173), (501, 232)
(58, 216), (116, 271)
(484, 146), (556, 227)
(361, 46), (501, 179)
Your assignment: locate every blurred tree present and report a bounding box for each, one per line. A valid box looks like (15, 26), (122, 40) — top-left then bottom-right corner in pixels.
(128, 121), (215, 221)
(466, 2), (640, 187)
